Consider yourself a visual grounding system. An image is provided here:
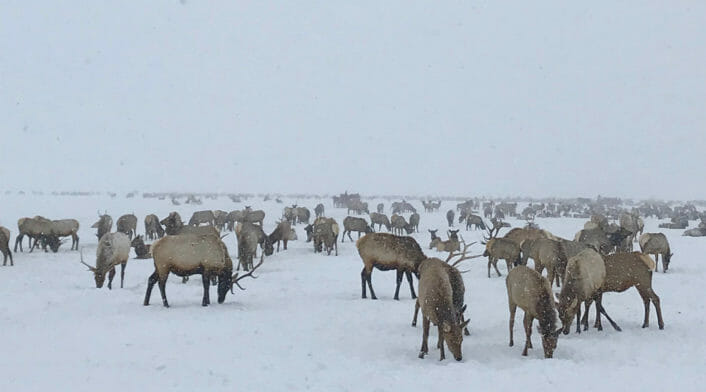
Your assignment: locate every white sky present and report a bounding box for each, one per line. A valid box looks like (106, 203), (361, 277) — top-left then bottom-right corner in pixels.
(1, 1), (704, 199)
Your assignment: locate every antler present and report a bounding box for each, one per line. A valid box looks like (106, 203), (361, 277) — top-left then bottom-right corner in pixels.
(445, 236), (483, 268)
(79, 249), (96, 272)
(232, 253), (264, 291)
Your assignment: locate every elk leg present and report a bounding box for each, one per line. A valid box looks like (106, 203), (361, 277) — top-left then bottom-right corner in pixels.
(494, 259), (502, 277)
(437, 325), (446, 361)
(412, 300), (420, 326)
(120, 262), (126, 288)
(201, 273), (210, 306)
(144, 272), (158, 305)
(505, 259), (512, 274)
(647, 288), (664, 329)
(597, 301), (621, 331)
(347, 231), (353, 242)
(509, 303), (516, 347)
(522, 313), (533, 355)
(363, 267), (377, 300)
(419, 316), (430, 358)
(581, 300), (592, 330)
(575, 304), (581, 334)
(156, 274), (169, 307)
(394, 270), (403, 300)
(487, 259), (492, 278)
(406, 271), (417, 299)
(108, 267), (116, 290)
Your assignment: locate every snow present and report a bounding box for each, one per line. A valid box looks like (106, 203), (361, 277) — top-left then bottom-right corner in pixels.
(1, 194), (705, 391)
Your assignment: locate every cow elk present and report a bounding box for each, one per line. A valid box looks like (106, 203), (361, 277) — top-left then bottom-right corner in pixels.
(0, 226), (12, 266)
(639, 233), (672, 272)
(116, 214), (138, 239)
(144, 214), (165, 240)
(342, 216), (373, 242)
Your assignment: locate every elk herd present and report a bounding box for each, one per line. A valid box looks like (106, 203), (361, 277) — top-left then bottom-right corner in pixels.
(0, 192), (700, 362)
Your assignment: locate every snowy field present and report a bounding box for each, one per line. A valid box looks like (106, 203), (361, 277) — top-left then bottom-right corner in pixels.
(1, 194), (705, 392)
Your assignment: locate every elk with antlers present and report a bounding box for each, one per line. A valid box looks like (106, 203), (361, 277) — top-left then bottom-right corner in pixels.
(482, 228), (521, 278)
(80, 232), (131, 289)
(144, 233), (262, 307)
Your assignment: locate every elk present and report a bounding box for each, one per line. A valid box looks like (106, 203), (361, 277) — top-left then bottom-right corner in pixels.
(35, 218), (80, 252)
(213, 210), (229, 232)
(483, 229), (521, 278)
(406, 213), (419, 232)
(161, 212), (183, 235)
(15, 216), (51, 252)
(80, 232), (131, 289)
(130, 235), (151, 259)
(144, 214), (164, 240)
(413, 241), (480, 336)
(357, 233), (426, 300)
(506, 265), (560, 358)
(446, 210), (454, 227)
(268, 221), (292, 252)
(556, 248), (608, 334)
(189, 210), (215, 227)
(377, 203), (384, 213)
(144, 234), (262, 307)
(435, 230), (461, 253)
(639, 233), (672, 272)
(521, 238), (566, 287)
(464, 214), (486, 231)
(116, 214), (138, 239)
(91, 211), (113, 240)
(342, 216), (373, 242)
(295, 207), (311, 225)
(236, 222), (272, 271)
(391, 214), (412, 236)
(369, 212), (391, 231)
(242, 209), (266, 226)
(0, 226), (13, 266)
(428, 229), (441, 250)
(314, 203), (325, 218)
(312, 217), (339, 255)
(583, 252), (664, 331)
(415, 258), (470, 361)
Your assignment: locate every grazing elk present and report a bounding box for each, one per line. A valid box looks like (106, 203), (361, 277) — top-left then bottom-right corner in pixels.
(0, 226), (13, 266)
(342, 216), (373, 242)
(144, 214), (164, 240)
(39, 219), (80, 252)
(236, 222), (272, 271)
(116, 214), (138, 239)
(556, 248), (607, 334)
(408, 213), (420, 233)
(506, 266), (560, 358)
(583, 252), (664, 331)
(189, 210), (216, 227)
(92, 212), (113, 241)
(314, 203), (325, 218)
(369, 212), (391, 232)
(268, 221), (292, 252)
(144, 234), (262, 307)
(130, 235), (151, 259)
(415, 258), (470, 361)
(15, 216), (51, 252)
(639, 233), (672, 272)
(446, 210), (455, 227)
(80, 232), (131, 289)
(391, 214), (413, 236)
(295, 207), (311, 225)
(357, 233), (426, 300)
(521, 238), (566, 287)
(311, 217), (339, 255)
(464, 214), (486, 231)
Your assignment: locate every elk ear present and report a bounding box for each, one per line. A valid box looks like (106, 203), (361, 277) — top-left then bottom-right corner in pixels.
(442, 322), (451, 333)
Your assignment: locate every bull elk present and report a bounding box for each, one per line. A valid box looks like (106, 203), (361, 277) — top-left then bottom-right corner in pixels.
(80, 232), (131, 289)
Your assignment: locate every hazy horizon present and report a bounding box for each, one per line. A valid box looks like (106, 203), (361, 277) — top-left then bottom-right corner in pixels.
(2, 2), (704, 200)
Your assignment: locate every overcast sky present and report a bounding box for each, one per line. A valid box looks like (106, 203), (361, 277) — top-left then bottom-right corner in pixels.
(1, 1), (704, 200)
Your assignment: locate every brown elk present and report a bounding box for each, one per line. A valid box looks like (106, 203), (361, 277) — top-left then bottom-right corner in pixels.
(236, 222), (273, 271)
(416, 258), (470, 361)
(144, 214), (164, 240)
(435, 230), (461, 253)
(391, 214), (412, 236)
(91, 211), (113, 240)
(428, 229), (441, 250)
(80, 232), (131, 289)
(582, 252), (664, 331)
(357, 233), (426, 300)
(144, 234), (262, 307)
(483, 230), (521, 278)
(268, 221), (292, 252)
(189, 210), (215, 226)
(556, 248), (608, 334)
(506, 266), (560, 358)
(369, 212), (391, 231)
(639, 233), (672, 272)
(0, 226), (13, 266)
(130, 235), (151, 259)
(311, 217), (339, 255)
(116, 214), (137, 239)
(342, 216), (373, 242)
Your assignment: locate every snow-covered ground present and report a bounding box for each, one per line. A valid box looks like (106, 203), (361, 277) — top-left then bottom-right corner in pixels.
(0, 194), (704, 391)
